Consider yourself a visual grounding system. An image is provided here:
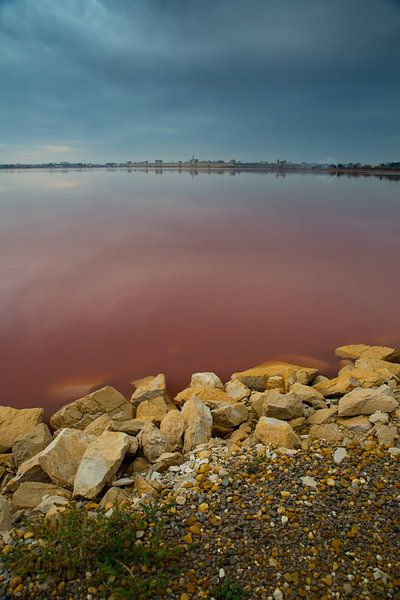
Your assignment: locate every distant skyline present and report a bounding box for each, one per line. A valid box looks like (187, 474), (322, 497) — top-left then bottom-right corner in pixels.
(0, 0), (399, 164)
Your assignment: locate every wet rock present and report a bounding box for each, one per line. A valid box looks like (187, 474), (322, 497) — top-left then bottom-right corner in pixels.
(0, 406), (44, 452)
(232, 362), (318, 392)
(181, 398), (213, 452)
(50, 386), (133, 430)
(254, 417), (301, 449)
(39, 428), (95, 489)
(12, 423), (52, 468)
(338, 385), (398, 417)
(11, 482), (71, 510)
(160, 410), (185, 451)
(190, 372), (224, 389)
(73, 431), (130, 499)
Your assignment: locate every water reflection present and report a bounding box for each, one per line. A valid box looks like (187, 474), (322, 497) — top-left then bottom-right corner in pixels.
(0, 170), (399, 414)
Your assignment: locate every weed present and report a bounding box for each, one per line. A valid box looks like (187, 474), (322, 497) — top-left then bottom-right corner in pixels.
(213, 577), (246, 599)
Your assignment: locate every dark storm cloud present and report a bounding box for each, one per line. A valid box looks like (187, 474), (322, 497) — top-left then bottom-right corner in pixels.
(0, 0), (399, 162)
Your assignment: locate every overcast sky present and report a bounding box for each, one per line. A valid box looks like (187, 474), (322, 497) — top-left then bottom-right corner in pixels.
(0, 0), (399, 163)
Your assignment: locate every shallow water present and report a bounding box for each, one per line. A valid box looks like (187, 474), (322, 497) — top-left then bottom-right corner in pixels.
(0, 169), (399, 413)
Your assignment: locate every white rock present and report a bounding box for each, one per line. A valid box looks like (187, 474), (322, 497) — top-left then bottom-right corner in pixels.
(300, 476), (317, 489)
(368, 411), (389, 425)
(333, 447), (348, 464)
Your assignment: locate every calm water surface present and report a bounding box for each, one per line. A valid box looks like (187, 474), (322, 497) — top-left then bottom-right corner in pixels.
(1, 169), (399, 413)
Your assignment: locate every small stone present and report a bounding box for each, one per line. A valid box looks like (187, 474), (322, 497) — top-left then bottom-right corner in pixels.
(333, 447), (348, 464)
(300, 476), (317, 489)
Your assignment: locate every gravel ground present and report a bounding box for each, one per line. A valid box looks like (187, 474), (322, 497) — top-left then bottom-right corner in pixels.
(1, 440), (399, 600)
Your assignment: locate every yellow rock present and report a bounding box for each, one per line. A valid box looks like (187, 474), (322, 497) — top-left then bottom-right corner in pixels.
(233, 362), (318, 392)
(188, 523), (201, 536)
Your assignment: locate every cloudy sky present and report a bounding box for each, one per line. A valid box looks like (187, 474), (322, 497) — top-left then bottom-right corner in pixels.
(0, 0), (399, 164)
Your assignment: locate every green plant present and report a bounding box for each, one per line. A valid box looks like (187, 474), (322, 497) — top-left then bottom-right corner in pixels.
(3, 503), (181, 599)
(245, 455), (265, 474)
(213, 577), (246, 600)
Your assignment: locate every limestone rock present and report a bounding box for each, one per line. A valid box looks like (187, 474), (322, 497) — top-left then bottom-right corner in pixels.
(138, 423), (169, 463)
(134, 476), (158, 498)
(160, 411), (185, 451)
(73, 431), (130, 499)
(254, 417), (301, 449)
(49, 386), (133, 430)
(355, 357), (400, 379)
(131, 374), (167, 407)
(5, 453), (50, 493)
(338, 386), (398, 417)
(224, 379), (251, 402)
(111, 418), (152, 435)
(12, 424), (52, 468)
(335, 344), (400, 363)
(309, 424), (344, 443)
(181, 398), (213, 452)
(175, 386), (235, 408)
(232, 362), (318, 392)
(333, 447), (348, 464)
(0, 406), (44, 452)
(84, 414), (113, 436)
(307, 407), (338, 425)
(0, 495), (12, 532)
(126, 435), (139, 455)
(12, 482), (71, 510)
(314, 373), (361, 397)
(211, 403), (249, 429)
(128, 456), (150, 474)
(250, 392), (268, 418)
(39, 428), (95, 489)
(99, 486), (130, 509)
(263, 391), (304, 420)
(375, 424), (399, 447)
(190, 372), (224, 389)
(228, 422), (252, 446)
(369, 411), (389, 425)
(290, 383), (327, 409)
(152, 452), (182, 473)
(136, 397), (170, 424)
(33, 495), (70, 514)
(336, 416), (372, 433)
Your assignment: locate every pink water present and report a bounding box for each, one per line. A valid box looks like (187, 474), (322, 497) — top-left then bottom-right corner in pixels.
(0, 169), (399, 414)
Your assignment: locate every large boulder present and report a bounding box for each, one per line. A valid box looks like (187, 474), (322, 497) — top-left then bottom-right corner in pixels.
(181, 398), (213, 452)
(84, 414), (113, 436)
(12, 482), (71, 510)
(307, 407), (338, 425)
(73, 431), (130, 499)
(338, 386), (399, 417)
(175, 386), (235, 408)
(190, 372), (224, 389)
(138, 423), (169, 463)
(335, 344), (400, 363)
(0, 406), (44, 452)
(354, 358), (400, 379)
(131, 374), (167, 408)
(12, 423), (52, 468)
(0, 495), (12, 532)
(160, 411), (185, 451)
(254, 417), (301, 449)
(38, 428), (95, 489)
(50, 386), (133, 430)
(309, 424), (344, 443)
(232, 362), (318, 392)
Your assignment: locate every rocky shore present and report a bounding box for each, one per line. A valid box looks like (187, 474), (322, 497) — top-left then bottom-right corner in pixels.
(0, 343), (399, 599)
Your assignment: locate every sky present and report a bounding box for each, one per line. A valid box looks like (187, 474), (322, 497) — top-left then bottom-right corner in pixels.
(0, 0), (399, 164)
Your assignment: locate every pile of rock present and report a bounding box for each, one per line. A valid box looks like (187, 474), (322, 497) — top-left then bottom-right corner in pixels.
(0, 343), (399, 530)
